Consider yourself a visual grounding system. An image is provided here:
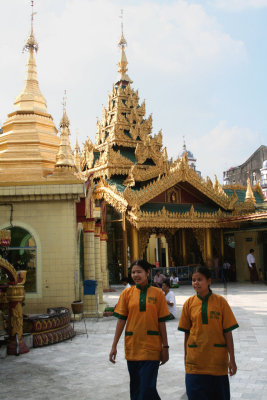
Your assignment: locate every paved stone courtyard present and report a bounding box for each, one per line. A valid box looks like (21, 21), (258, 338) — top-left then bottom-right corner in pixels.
(1, 282), (267, 400)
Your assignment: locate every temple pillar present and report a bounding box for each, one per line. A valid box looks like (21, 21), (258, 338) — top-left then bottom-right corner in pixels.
(122, 213), (128, 277)
(205, 228), (213, 267)
(83, 220), (97, 317)
(100, 232), (109, 289)
(131, 226), (139, 262)
(7, 284), (29, 355)
(83, 219), (95, 279)
(94, 224), (101, 281)
(182, 229), (187, 265)
(94, 224), (104, 305)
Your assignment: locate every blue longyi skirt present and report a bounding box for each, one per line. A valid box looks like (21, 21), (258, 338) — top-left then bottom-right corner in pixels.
(186, 373), (230, 400)
(127, 360), (161, 400)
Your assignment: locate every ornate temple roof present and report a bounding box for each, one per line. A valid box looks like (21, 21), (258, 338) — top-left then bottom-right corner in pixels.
(81, 27), (265, 229)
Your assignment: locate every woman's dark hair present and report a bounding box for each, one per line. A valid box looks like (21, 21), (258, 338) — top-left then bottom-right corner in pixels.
(131, 259), (152, 272)
(162, 279), (170, 288)
(192, 266), (212, 280)
(249, 249), (254, 253)
(171, 271), (177, 277)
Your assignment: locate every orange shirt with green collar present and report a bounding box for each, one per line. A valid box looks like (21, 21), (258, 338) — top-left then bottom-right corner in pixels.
(178, 290), (239, 375)
(114, 284), (170, 361)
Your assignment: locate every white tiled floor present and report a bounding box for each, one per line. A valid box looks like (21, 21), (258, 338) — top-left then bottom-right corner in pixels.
(0, 282), (267, 399)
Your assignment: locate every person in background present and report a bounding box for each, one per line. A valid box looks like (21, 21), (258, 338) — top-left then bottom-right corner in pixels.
(153, 269), (166, 288)
(162, 281), (177, 320)
(109, 259), (170, 400)
(178, 266), (239, 400)
(170, 272), (179, 288)
(121, 277), (131, 289)
(246, 249), (259, 283)
(222, 261), (231, 283)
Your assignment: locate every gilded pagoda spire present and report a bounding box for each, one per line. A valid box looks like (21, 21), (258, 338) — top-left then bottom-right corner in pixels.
(74, 135), (81, 172)
(116, 10), (132, 85)
(0, 1), (60, 182)
(14, 1), (47, 113)
(52, 92), (74, 171)
(54, 94), (75, 169)
(245, 177), (256, 203)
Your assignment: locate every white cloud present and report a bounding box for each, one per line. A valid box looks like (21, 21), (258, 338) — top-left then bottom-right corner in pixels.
(190, 121), (259, 182)
(213, 0), (267, 12)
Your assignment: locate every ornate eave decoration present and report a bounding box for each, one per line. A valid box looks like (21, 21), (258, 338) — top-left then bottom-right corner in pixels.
(126, 205), (239, 229)
(93, 178), (128, 214)
(123, 154), (233, 210)
(220, 212), (267, 223)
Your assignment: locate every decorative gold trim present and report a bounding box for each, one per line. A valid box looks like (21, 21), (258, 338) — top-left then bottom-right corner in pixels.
(0, 255), (17, 283)
(94, 179), (128, 214)
(127, 205), (239, 229)
(123, 154), (232, 210)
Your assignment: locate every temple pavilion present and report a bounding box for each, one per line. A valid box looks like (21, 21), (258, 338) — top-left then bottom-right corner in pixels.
(80, 28), (266, 288)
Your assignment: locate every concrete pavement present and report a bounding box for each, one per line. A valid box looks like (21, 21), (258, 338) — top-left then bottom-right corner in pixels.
(0, 282), (267, 399)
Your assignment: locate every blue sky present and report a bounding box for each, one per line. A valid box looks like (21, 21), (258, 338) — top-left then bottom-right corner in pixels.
(0, 0), (266, 181)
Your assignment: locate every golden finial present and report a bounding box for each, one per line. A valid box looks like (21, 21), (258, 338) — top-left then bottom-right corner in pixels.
(116, 9), (132, 84)
(118, 9), (127, 47)
(23, 1), (38, 53)
(245, 177), (256, 203)
(60, 90), (70, 128)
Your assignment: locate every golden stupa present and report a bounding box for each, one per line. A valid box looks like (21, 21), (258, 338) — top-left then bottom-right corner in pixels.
(0, 13), (60, 182)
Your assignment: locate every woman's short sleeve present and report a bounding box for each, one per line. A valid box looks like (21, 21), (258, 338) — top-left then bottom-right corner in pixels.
(114, 290), (128, 320)
(221, 298), (239, 333)
(178, 299), (191, 333)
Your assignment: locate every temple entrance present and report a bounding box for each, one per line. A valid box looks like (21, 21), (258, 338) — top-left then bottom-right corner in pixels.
(146, 234), (169, 268)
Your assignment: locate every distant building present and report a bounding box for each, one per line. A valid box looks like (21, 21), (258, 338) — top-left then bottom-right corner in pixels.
(179, 139), (201, 175)
(260, 159), (267, 200)
(223, 145), (267, 186)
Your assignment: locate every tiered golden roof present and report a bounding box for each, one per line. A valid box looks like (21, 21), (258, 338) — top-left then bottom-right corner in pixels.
(82, 32), (168, 184)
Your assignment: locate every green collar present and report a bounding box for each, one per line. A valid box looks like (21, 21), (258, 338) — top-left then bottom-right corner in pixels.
(136, 283), (151, 291)
(197, 290), (212, 324)
(136, 284), (150, 312)
(197, 289), (212, 301)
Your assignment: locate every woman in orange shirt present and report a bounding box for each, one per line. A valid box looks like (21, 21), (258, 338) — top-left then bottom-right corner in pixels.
(109, 259), (170, 400)
(178, 266), (239, 400)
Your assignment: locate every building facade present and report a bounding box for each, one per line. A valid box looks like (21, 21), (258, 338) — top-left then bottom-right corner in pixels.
(223, 145), (267, 186)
